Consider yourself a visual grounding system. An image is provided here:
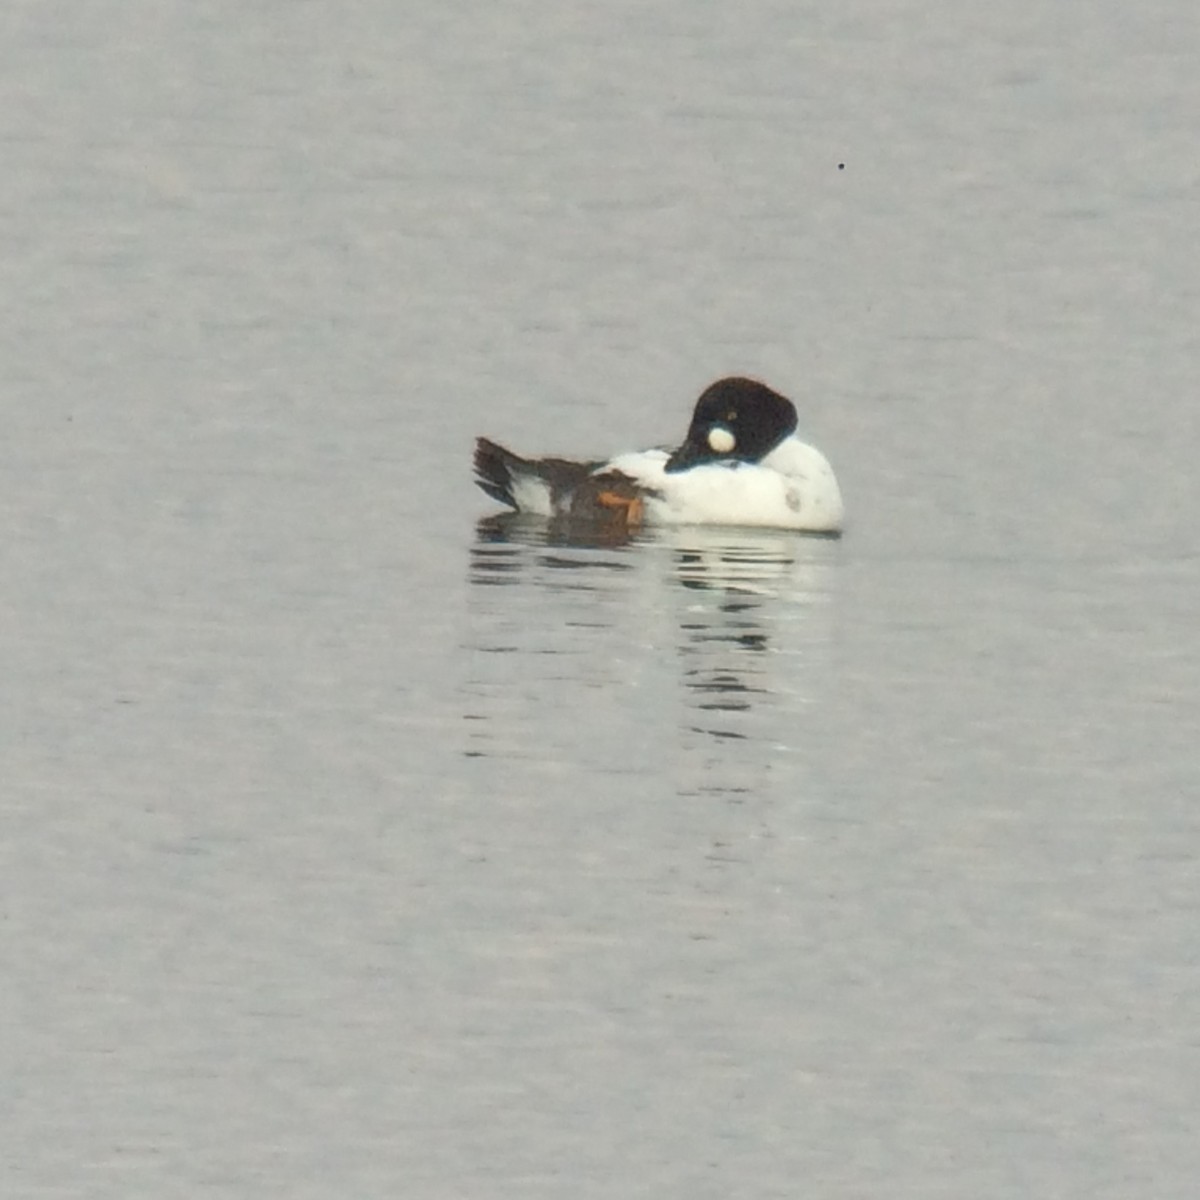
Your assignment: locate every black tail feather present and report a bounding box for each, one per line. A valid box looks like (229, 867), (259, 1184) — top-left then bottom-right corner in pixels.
(473, 437), (523, 508)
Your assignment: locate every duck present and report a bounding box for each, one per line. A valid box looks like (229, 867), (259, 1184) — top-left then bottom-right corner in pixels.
(473, 377), (844, 533)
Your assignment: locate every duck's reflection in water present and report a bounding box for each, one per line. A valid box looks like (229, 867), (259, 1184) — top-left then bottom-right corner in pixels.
(476, 511), (643, 554)
(661, 528), (837, 807)
(470, 514), (640, 590)
(464, 519), (838, 807)
(669, 526), (838, 596)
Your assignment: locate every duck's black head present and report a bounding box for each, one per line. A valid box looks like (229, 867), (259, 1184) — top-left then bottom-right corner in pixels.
(664, 377), (799, 474)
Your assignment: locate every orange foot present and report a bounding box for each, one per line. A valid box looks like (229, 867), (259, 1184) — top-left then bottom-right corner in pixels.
(596, 491), (645, 527)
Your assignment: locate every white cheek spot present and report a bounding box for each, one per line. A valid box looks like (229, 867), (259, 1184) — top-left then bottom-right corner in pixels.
(707, 426), (736, 454)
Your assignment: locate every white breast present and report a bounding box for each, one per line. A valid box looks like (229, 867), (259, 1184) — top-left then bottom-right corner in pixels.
(758, 437), (845, 531)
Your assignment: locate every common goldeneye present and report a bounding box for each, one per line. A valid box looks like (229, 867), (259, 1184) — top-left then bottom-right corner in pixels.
(473, 377), (844, 533)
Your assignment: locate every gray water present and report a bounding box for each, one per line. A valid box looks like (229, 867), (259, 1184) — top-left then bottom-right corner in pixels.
(3, 2), (1199, 1197)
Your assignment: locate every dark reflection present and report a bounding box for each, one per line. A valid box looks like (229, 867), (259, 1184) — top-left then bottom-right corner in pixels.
(470, 514), (638, 591)
(690, 671), (762, 712)
(476, 512), (641, 551)
(468, 517), (635, 596)
(677, 596), (774, 744)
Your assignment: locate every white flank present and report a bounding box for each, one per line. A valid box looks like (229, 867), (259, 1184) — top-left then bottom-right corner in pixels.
(509, 473), (555, 516)
(606, 439), (843, 532)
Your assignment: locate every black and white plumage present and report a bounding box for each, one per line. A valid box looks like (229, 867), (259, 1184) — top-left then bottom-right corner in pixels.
(474, 377), (844, 533)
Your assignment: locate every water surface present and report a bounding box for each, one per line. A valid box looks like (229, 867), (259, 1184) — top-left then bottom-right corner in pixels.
(3, 2), (1199, 1197)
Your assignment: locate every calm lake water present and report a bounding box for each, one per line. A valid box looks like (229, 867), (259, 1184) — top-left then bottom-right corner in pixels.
(3, 2), (1199, 1197)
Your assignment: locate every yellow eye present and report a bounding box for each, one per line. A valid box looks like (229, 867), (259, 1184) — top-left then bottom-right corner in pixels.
(725, 411), (736, 422)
